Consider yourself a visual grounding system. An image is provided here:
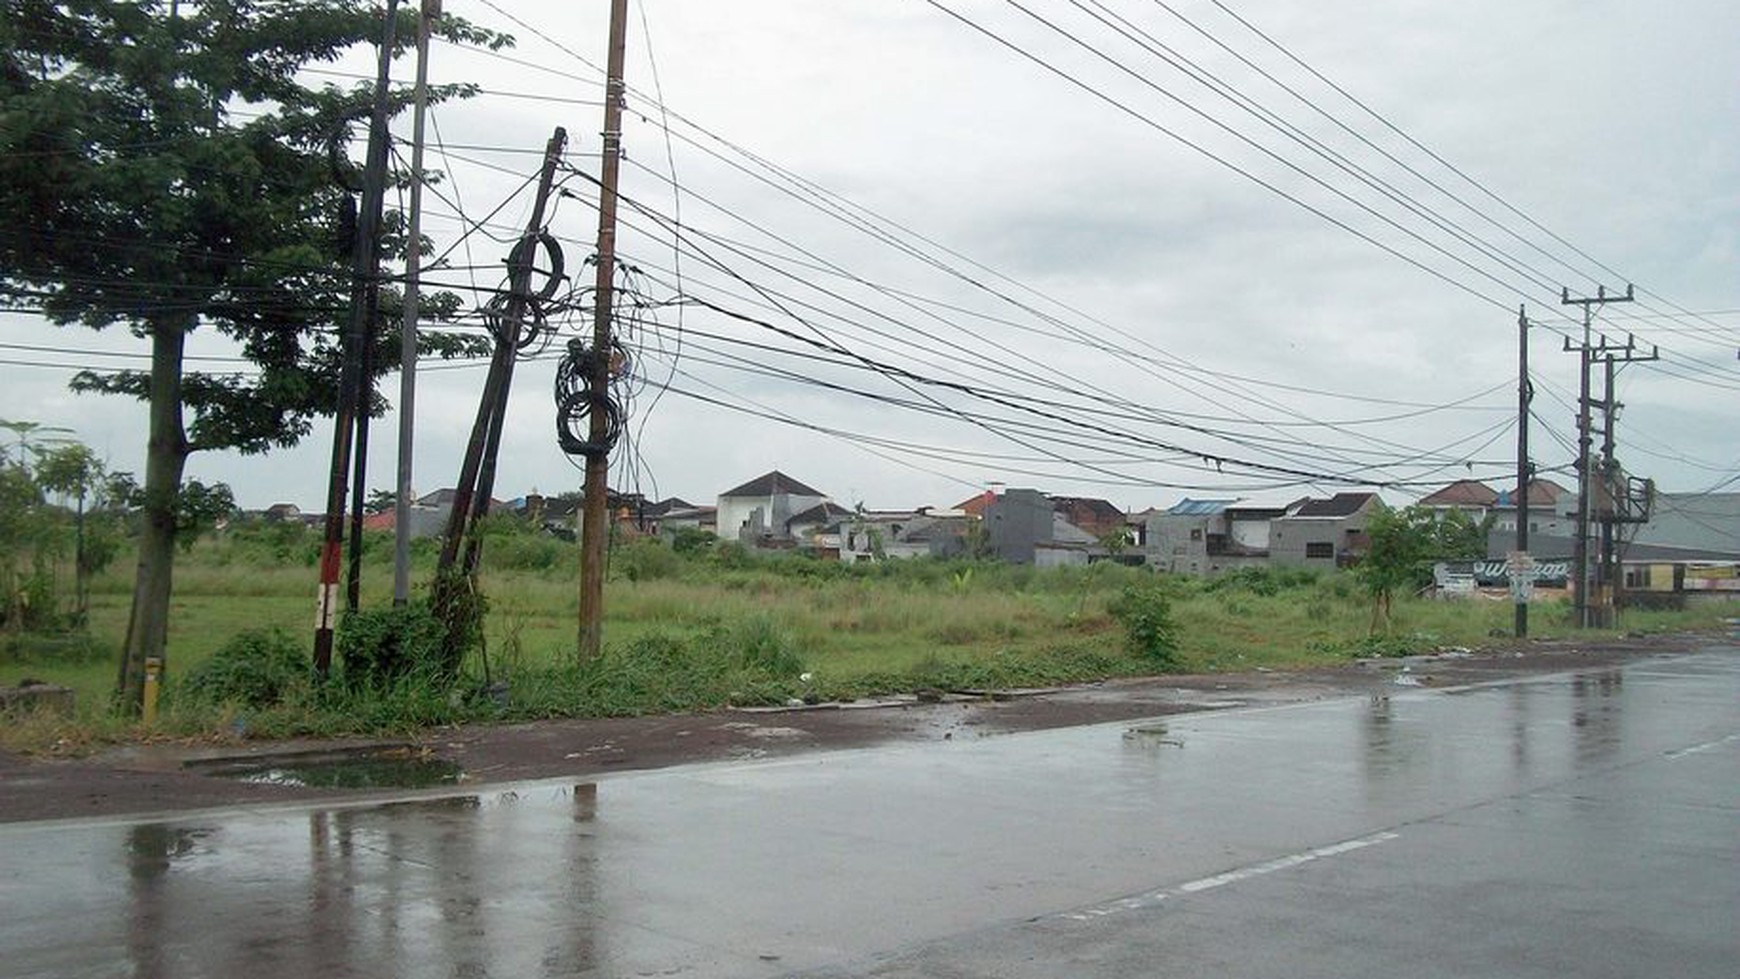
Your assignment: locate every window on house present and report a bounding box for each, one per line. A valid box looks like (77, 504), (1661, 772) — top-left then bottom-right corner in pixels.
(1189, 528), (1203, 541)
(1305, 542), (1335, 560)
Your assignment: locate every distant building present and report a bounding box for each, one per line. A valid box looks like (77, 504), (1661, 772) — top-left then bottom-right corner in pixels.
(262, 502), (302, 523)
(1144, 498), (1285, 575)
(716, 470), (828, 547)
(1269, 492), (1381, 569)
(983, 488), (1101, 567)
(1049, 495), (1126, 540)
(1419, 478), (1575, 543)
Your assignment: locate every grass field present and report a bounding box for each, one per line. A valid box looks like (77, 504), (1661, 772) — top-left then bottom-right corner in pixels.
(4, 525), (1735, 751)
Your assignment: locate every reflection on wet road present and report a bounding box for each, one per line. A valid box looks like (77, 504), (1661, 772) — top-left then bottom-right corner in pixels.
(3, 649), (1736, 978)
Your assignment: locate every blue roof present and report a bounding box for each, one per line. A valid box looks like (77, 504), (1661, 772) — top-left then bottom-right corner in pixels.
(1167, 498), (1236, 516)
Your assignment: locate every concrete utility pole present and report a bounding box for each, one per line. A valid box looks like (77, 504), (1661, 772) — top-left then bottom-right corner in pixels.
(578, 0), (631, 662)
(1592, 337), (1659, 627)
(1599, 356), (1618, 620)
(1514, 306), (1531, 638)
(433, 129), (568, 586)
(1561, 284), (1633, 629)
(394, 0), (441, 606)
(314, 0), (399, 676)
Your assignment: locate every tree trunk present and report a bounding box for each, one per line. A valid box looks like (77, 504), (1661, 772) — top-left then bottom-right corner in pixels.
(115, 325), (189, 713)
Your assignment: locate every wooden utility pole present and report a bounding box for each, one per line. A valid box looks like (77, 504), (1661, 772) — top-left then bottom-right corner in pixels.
(1514, 306), (1531, 638)
(578, 0), (631, 662)
(1561, 285), (1632, 628)
(394, 0), (441, 606)
(314, 0), (399, 675)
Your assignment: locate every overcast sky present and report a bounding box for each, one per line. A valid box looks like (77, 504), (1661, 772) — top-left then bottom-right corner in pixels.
(4, 0), (1736, 513)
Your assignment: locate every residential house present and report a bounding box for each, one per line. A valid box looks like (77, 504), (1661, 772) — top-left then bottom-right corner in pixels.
(983, 488), (1100, 566)
(892, 511), (969, 560)
(1050, 495), (1126, 541)
(953, 490), (997, 518)
(359, 505), (448, 538)
(1269, 492), (1381, 569)
(1419, 478), (1576, 543)
(1145, 498), (1285, 575)
(655, 502), (716, 535)
(716, 471), (829, 547)
(787, 501), (856, 549)
(1417, 479), (1499, 514)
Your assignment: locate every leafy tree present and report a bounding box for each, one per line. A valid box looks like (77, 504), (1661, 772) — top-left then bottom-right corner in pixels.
(1097, 526), (1132, 557)
(0, 429), (131, 629)
(364, 488), (397, 515)
(1355, 504), (1489, 634)
(0, 456), (46, 630)
(33, 441), (106, 619)
(0, 2), (506, 709)
(0, 419), (73, 463)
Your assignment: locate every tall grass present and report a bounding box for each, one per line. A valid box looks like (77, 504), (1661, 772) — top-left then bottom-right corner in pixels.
(4, 529), (1736, 751)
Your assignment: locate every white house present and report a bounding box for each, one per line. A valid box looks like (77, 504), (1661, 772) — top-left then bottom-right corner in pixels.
(715, 471), (829, 546)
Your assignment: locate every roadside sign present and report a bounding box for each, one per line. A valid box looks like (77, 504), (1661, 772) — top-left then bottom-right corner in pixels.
(1507, 551), (1536, 602)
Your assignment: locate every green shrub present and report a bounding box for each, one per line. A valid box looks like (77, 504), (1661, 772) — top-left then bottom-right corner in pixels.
(711, 541), (751, 569)
(482, 532), (569, 572)
(711, 614), (806, 675)
(0, 631), (105, 664)
(670, 527), (717, 554)
(1205, 566), (1319, 596)
(1106, 580), (1180, 665)
(179, 628), (310, 708)
(617, 537), (681, 582)
(337, 602), (449, 688)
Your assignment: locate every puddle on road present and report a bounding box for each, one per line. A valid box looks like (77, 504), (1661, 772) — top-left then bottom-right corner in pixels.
(188, 748), (465, 789)
(1123, 723), (1185, 748)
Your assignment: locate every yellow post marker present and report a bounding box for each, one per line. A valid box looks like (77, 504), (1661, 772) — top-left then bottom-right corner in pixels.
(142, 657), (162, 726)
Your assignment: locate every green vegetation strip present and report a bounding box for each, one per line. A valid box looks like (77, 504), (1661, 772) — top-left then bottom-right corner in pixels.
(3, 524), (1734, 753)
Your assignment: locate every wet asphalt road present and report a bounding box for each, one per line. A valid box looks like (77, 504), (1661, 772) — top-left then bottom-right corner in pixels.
(2, 647), (1736, 978)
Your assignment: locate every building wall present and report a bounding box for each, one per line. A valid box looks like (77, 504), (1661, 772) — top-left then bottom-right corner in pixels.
(1228, 515), (1272, 551)
(716, 492), (825, 543)
(986, 489), (1051, 564)
(1144, 512), (1215, 572)
(1035, 545), (1089, 569)
(1271, 519), (1354, 569)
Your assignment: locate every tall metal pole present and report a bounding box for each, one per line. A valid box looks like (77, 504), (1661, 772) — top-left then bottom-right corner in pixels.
(394, 0), (439, 606)
(578, 0), (631, 662)
(1514, 306), (1530, 638)
(314, 0), (399, 675)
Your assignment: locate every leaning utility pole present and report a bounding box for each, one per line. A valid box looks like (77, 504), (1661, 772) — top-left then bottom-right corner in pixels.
(394, 0), (441, 606)
(1561, 284), (1633, 629)
(577, 0), (631, 662)
(314, 0), (399, 676)
(432, 128), (568, 605)
(1514, 306), (1532, 638)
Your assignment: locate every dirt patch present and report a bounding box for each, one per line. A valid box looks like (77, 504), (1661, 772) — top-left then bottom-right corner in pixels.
(0, 633), (1726, 823)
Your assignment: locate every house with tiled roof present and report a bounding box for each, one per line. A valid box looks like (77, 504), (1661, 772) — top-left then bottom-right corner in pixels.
(1419, 479), (1500, 512)
(716, 470), (829, 546)
(1049, 495), (1126, 540)
(1421, 479), (1576, 542)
